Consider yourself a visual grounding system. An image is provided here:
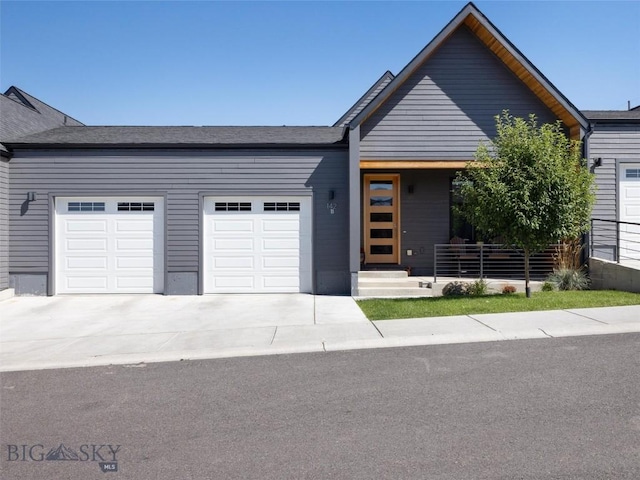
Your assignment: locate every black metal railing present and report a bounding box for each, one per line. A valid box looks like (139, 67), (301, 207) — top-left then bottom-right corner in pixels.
(590, 218), (640, 263)
(433, 243), (558, 282)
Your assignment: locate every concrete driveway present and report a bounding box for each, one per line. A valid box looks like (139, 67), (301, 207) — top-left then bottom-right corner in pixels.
(0, 294), (381, 371)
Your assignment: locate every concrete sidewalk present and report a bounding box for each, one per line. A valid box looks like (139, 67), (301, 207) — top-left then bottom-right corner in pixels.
(1, 294), (640, 372)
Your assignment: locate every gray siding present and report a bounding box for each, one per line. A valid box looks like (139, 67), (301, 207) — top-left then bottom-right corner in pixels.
(9, 148), (350, 294)
(589, 123), (640, 221)
(0, 157), (9, 290)
(360, 26), (559, 160)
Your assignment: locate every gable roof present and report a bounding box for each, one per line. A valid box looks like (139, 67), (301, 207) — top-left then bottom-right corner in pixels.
(1, 86), (84, 156)
(349, 2), (589, 137)
(4, 125), (347, 148)
(333, 71), (395, 127)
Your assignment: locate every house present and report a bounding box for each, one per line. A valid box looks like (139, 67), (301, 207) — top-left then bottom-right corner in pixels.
(1, 87), (84, 295)
(583, 107), (640, 260)
(0, 3), (636, 297)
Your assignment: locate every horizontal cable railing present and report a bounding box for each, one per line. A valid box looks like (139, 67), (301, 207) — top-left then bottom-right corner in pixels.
(590, 218), (640, 263)
(433, 243), (559, 283)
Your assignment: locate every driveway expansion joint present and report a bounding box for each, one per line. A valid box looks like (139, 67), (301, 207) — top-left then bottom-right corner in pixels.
(369, 321), (385, 338)
(468, 315), (498, 332)
(269, 327), (278, 345)
(564, 309), (610, 325)
(539, 328), (553, 338)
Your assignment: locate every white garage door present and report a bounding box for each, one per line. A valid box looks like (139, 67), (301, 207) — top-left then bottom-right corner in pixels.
(203, 196), (312, 293)
(55, 197), (164, 294)
(619, 164), (640, 260)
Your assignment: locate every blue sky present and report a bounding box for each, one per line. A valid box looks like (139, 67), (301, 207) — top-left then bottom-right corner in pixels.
(1, 1), (639, 126)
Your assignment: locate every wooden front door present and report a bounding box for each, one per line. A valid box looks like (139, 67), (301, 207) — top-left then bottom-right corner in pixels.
(364, 174), (400, 264)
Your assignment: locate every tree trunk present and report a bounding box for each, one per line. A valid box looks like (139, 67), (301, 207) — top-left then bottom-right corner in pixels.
(524, 248), (531, 298)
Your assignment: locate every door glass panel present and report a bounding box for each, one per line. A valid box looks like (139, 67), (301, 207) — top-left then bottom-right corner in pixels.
(370, 181), (393, 191)
(370, 197), (392, 206)
(370, 229), (393, 239)
(370, 245), (393, 255)
(370, 213), (392, 222)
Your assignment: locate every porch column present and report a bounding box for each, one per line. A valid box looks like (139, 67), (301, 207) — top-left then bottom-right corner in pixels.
(349, 125), (361, 295)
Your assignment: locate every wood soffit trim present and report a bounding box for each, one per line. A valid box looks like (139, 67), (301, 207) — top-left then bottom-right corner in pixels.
(463, 15), (580, 132)
(360, 160), (470, 169)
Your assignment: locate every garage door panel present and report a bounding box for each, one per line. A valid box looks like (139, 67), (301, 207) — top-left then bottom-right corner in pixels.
(624, 205), (640, 216)
(65, 220), (108, 233)
(262, 238), (299, 250)
(214, 257), (255, 269)
(116, 276), (154, 289)
(203, 196), (312, 293)
(66, 276), (109, 290)
(115, 256), (154, 269)
(66, 238), (108, 252)
(214, 238), (254, 251)
(56, 197), (164, 294)
(115, 219), (155, 232)
(262, 256), (299, 268)
(66, 257), (108, 270)
(115, 238), (154, 251)
(262, 219), (299, 232)
(214, 276), (255, 289)
(262, 276), (299, 289)
(214, 219), (255, 232)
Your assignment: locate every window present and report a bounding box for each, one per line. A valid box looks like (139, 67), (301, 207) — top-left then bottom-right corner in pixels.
(264, 202), (300, 212)
(68, 202), (105, 212)
(214, 202), (252, 212)
(625, 168), (640, 179)
(118, 202), (155, 212)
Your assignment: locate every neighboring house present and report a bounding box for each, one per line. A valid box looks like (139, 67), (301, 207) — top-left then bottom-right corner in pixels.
(583, 107), (640, 260)
(0, 2), (637, 296)
(0, 87), (83, 293)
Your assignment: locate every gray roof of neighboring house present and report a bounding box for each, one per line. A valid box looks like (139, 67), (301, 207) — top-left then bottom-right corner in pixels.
(582, 109), (640, 122)
(1, 86), (84, 155)
(5, 125), (348, 148)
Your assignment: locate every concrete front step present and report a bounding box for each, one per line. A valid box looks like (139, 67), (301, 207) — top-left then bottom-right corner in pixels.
(357, 271), (431, 296)
(358, 278), (423, 288)
(357, 287), (433, 297)
(358, 270), (408, 279)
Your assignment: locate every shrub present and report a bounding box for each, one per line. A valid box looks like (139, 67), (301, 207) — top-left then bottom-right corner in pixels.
(541, 281), (555, 292)
(553, 238), (584, 270)
(442, 281), (470, 296)
(468, 279), (488, 296)
(502, 284), (517, 295)
(546, 268), (590, 291)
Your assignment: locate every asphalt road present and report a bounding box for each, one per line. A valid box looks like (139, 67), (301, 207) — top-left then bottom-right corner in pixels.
(2, 334), (640, 480)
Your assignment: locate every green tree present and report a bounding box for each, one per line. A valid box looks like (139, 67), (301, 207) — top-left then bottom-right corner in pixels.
(455, 111), (595, 297)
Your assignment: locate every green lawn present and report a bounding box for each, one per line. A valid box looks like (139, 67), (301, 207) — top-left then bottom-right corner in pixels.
(357, 290), (640, 321)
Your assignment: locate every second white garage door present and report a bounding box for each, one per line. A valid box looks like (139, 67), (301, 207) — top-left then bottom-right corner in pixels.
(619, 164), (640, 259)
(203, 196), (312, 293)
